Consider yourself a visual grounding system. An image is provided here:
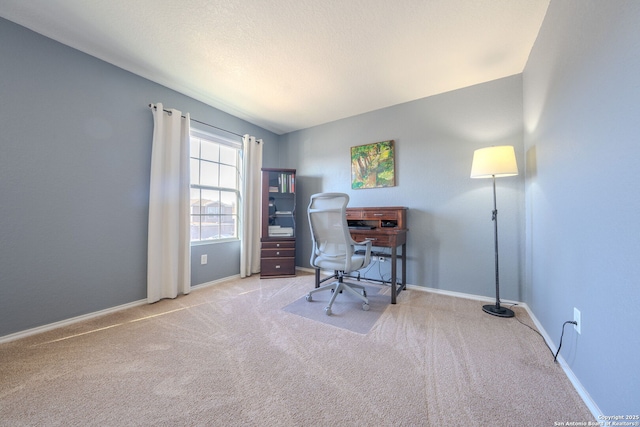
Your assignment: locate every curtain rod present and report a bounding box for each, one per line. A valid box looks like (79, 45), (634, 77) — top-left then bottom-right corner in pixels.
(148, 103), (245, 139)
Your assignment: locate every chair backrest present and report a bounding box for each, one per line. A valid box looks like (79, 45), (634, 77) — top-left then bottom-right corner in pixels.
(308, 193), (355, 271)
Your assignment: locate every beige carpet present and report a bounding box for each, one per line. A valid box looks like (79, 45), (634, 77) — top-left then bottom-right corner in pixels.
(0, 273), (594, 426)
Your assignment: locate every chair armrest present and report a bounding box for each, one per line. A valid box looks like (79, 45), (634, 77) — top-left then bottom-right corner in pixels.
(354, 239), (373, 266)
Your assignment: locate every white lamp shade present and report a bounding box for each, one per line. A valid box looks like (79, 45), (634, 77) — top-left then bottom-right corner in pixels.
(470, 145), (518, 178)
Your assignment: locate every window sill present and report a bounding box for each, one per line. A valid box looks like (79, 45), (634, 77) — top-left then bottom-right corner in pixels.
(191, 238), (239, 246)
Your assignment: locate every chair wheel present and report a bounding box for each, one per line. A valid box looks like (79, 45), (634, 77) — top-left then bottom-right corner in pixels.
(325, 307), (332, 316)
(362, 303), (370, 311)
(305, 294), (312, 302)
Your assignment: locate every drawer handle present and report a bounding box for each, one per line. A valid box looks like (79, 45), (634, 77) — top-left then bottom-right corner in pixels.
(276, 243), (280, 247)
(275, 265), (281, 269)
(276, 251), (280, 255)
(374, 213), (383, 216)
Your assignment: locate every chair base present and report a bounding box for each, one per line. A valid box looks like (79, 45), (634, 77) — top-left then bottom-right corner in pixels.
(306, 272), (369, 315)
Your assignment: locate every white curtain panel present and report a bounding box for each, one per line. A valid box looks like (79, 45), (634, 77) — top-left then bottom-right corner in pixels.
(240, 135), (263, 277)
(147, 103), (191, 303)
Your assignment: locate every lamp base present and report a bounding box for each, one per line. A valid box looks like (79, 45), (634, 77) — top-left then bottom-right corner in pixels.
(482, 304), (514, 318)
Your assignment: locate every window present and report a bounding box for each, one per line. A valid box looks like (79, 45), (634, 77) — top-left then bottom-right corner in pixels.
(190, 130), (241, 242)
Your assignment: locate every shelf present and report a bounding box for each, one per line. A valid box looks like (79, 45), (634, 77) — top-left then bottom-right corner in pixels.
(261, 168), (297, 278)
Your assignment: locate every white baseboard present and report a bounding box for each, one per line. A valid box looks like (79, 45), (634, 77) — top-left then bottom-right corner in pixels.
(406, 283), (518, 304)
(0, 275), (242, 345)
(191, 274), (241, 290)
(0, 299), (147, 344)
(408, 284), (602, 420)
(518, 302), (603, 420)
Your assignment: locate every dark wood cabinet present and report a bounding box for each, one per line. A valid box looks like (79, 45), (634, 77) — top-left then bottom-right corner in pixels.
(260, 168), (296, 278)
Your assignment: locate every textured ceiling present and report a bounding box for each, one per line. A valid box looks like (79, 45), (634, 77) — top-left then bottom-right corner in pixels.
(0, 0), (549, 135)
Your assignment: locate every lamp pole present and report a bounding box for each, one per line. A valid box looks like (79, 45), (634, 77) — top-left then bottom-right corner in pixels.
(482, 174), (514, 317)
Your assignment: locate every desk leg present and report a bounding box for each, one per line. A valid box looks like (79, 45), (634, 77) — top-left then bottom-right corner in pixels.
(391, 246), (397, 304)
(402, 243), (407, 290)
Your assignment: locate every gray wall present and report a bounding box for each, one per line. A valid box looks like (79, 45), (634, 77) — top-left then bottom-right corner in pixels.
(280, 75), (525, 300)
(523, 0), (640, 415)
(0, 18), (278, 337)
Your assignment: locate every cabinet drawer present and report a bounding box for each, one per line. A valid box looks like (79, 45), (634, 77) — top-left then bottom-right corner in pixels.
(352, 234), (392, 247)
(261, 248), (295, 258)
(262, 241), (295, 250)
(363, 210), (398, 221)
(261, 257), (296, 276)
(345, 210), (363, 220)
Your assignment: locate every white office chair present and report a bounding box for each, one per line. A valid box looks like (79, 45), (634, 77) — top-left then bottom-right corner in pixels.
(306, 193), (372, 315)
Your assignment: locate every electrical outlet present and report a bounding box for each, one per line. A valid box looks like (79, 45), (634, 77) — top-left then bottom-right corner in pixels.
(201, 254), (208, 265)
(574, 307), (581, 334)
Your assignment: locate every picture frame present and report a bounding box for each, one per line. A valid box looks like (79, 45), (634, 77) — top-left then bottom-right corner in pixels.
(351, 140), (395, 189)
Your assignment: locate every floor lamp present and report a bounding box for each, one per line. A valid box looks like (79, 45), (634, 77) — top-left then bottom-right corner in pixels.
(470, 145), (518, 318)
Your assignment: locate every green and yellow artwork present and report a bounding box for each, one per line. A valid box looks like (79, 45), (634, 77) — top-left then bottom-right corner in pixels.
(351, 140), (395, 189)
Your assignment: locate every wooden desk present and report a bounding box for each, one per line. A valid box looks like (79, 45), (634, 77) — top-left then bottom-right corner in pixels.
(346, 206), (408, 304)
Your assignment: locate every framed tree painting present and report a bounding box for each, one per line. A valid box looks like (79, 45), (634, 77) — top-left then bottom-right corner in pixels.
(351, 140), (395, 189)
